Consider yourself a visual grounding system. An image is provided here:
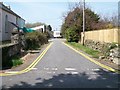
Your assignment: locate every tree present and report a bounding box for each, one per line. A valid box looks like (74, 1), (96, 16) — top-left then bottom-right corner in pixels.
(47, 25), (52, 31)
(111, 15), (118, 27)
(65, 26), (79, 42)
(61, 2), (100, 42)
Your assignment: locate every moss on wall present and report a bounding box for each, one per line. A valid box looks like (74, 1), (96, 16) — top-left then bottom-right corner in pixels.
(1, 43), (21, 68)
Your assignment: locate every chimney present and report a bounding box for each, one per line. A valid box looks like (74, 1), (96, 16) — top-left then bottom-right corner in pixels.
(0, 2), (3, 4)
(7, 5), (11, 9)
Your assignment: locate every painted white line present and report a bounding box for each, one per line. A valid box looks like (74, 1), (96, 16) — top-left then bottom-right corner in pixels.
(44, 67), (49, 70)
(59, 80), (64, 82)
(53, 72), (56, 74)
(90, 72), (98, 74)
(47, 71), (56, 74)
(65, 68), (76, 71)
(71, 72), (79, 74)
(1, 43), (53, 76)
(66, 72), (70, 74)
(63, 42), (120, 74)
(88, 77), (97, 80)
(91, 69), (100, 71)
(47, 72), (52, 74)
(32, 68), (38, 70)
(52, 68), (58, 71)
(48, 83), (52, 87)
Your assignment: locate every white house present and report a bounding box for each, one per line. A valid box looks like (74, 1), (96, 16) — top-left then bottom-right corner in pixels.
(53, 30), (61, 38)
(0, 2), (25, 41)
(31, 25), (46, 33)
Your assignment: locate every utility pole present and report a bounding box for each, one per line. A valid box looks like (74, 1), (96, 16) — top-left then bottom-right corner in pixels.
(82, 0), (85, 45)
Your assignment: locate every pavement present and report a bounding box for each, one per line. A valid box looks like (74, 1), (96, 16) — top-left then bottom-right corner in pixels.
(1, 39), (120, 88)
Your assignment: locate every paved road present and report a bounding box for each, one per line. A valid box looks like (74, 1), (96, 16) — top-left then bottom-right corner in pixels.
(1, 39), (119, 88)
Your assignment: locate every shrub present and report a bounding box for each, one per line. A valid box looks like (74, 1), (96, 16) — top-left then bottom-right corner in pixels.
(11, 56), (23, 67)
(44, 32), (51, 39)
(65, 26), (79, 42)
(101, 42), (118, 58)
(25, 31), (48, 50)
(109, 42), (118, 49)
(2, 53), (23, 68)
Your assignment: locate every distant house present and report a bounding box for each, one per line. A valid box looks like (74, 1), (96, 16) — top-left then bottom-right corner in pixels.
(0, 2), (25, 41)
(31, 25), (46, 33)
(53, 30), (61, 38)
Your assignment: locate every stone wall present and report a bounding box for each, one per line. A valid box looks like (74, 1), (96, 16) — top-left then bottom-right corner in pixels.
(1, 43), (21, 68)
(0, 48), (2, 69)
(11, 34), (20, 44)
(0, 30), (25, 68)
(85, 39), (120, 65)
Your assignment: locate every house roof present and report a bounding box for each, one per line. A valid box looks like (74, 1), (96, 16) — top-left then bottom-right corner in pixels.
(31, 25), (45, 30)
(0, 2), (25, 21)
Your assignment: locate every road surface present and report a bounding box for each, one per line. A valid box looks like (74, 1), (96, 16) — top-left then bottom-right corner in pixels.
(1, 39), (119, 88)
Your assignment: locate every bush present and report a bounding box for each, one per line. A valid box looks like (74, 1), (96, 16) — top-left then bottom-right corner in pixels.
(109, 42), (118, 49)
(65, 26), (79, 42)
(25, 31), (48, 50)
(2, 53), (23, 68)
(44, 32), (51, 39)
(11, 56), (23, 67)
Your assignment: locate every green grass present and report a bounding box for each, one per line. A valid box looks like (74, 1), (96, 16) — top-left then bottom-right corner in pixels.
(66, 42), (101, 58)
(11, 56), (23, 67)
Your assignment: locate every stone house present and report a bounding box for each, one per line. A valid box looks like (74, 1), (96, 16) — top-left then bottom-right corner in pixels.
(0, 2), (25, 41)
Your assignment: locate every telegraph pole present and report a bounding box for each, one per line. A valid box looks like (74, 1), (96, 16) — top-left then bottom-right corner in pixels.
(82, 0), (85, 45)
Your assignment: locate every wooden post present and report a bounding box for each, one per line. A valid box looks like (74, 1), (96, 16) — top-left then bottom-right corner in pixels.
(83, 0), (85, 45)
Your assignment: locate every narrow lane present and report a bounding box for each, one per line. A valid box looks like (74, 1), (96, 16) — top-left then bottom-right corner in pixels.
(2, 39), (119, 88)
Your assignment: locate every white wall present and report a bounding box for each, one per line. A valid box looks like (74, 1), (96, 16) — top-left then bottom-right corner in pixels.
(31, 25), (45, 32)
(0, 9), (2, 41)
(53, 31), (61, 38)
(2, 10), (16, 41)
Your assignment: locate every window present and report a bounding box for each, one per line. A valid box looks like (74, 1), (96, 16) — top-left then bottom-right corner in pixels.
(5, 15), (8, 33)
(16, 17), (18, 26)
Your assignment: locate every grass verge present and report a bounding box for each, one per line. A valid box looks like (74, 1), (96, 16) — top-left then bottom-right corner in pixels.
(66, 41), (102, 58)
(11, 56), (23, 67)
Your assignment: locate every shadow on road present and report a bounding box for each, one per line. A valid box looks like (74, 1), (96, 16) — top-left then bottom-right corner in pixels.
(2, 68), (119, 89)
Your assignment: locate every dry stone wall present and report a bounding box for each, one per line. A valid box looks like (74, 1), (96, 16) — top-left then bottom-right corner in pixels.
(85, 39), (120, 65)
(1, 43), (21, 67)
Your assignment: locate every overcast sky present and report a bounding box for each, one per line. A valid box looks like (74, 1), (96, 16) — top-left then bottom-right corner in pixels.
(3, 0), (119, 31)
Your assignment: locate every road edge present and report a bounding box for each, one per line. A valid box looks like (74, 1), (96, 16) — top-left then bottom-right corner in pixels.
(0, 42), (53, 76)
(62, 42), (120, 74)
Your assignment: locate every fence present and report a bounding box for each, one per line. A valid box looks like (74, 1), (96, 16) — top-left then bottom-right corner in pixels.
(81, 28), (120, 44)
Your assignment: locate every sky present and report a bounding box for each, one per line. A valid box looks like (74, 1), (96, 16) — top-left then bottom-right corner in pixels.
(3, 0), (119, 31)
